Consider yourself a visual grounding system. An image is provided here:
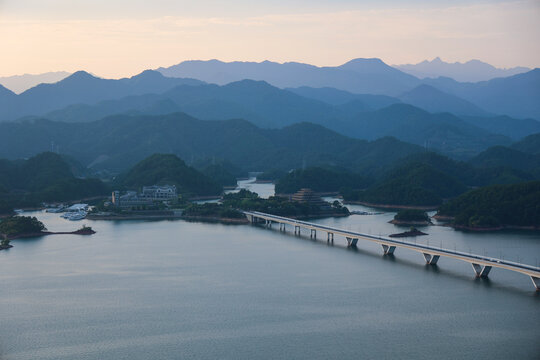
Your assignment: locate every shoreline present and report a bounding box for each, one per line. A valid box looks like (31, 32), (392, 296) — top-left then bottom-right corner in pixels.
(443, 224), (540, 232)
(181, 216), (249, 224)
(276, 191), (340, 198)
(3, 228), (96, 240)
(343, 201), (439, 211)
(388, 219), (432, 226)
(88, 214), (184, 221)
(433, 214), (540, 231)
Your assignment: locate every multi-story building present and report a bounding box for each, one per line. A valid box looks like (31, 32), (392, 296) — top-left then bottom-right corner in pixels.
(111, 185), (177, 208)
(141, 185), (177, 200)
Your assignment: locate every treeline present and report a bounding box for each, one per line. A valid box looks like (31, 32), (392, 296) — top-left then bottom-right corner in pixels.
(437, 181), (540, 228)
(0, 216), (46, 237)
(271, 150), (540, 207)
(275, 167), (369, 194)
(0, 153), (108, 213)
(184, 189), (349, 219)
(0, 152), (240, 215)
(114, 154), (224, 196)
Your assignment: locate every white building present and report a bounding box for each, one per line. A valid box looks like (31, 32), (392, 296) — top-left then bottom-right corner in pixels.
(141, 185), (177, 200)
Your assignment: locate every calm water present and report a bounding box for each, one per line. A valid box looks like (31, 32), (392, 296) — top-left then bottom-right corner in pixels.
(1, 183), (539, 359)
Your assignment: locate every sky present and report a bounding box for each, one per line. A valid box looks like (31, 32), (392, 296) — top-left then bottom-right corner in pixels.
(0, 0), (539, 78)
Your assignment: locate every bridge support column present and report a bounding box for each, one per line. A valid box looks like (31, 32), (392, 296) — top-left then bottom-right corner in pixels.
(471, 264), (492, 278)
(382, 244), (396, 255)
(327, 232), (334, 242)
(310, 229), (316, 238)
(530, 276), (540, 291)
(346, 237), (358, 247)
(294, 226), (300, 235)
(423, 253), (440, 265)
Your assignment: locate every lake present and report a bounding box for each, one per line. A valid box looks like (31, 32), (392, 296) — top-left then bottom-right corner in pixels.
(1, 181), (539, 359)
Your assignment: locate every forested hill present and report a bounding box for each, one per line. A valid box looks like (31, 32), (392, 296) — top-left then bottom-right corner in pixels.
(0, 113), (424, 174)
(0, 152), (108, 213)
(29, 80), (526, 157)
(437, 181), (540, 228)
(511, 133), (540, 155)
(115, 154), (222, 196)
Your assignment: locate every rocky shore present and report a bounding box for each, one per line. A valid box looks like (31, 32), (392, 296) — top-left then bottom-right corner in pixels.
(389, 228), (428, 238)
(4, 228), (96, 240)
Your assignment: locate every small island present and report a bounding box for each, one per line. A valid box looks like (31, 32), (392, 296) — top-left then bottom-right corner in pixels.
(389, 209), (432, 226)
(389, 227), (428, 238)
(0, 216), (96, 249)
(436, 181), (540, 231)
(183, 189), (350, 224)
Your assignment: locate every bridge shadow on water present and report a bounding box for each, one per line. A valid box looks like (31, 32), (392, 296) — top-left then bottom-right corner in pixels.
(257, 224), (539, 297)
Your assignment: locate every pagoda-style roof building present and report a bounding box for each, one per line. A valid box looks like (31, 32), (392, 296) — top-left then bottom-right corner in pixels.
(291, 188), (327, 206)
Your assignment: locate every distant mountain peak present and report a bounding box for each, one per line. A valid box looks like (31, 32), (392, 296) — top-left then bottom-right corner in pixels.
(64, 70), (99, 82)
(399, 83), (488, 116)
(340, 58), (387, 70)
(131, 69), (165, 80)
(0, 84), (16, 97)
(395, 58), (530, 82)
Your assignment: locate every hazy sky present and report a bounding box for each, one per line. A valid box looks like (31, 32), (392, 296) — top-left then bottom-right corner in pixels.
(1, 0), (539, 78)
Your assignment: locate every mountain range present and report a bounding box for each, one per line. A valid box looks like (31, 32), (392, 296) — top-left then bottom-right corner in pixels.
(0, 113), (425, 174)
(1, 58), (539, 122)
(14, 75), (537, 157)
(395, 57), (530, 82)
(0, 70), (204, 121)
(158, 58), (421, 96)
(0, 71), (71, 94)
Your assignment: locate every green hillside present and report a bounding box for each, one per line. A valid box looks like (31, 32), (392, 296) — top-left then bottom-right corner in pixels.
(115, 154), (222, 196)
(511, 133), (540, 155)
(275, 167), (369, 194)
(342, 163), (467, 206)
(0, 113), (424, 175)
(0, 152), (108, 213)
(437, 181), (540, 228)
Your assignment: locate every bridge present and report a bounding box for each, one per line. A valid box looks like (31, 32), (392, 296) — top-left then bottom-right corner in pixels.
(243, 211), (540, 291)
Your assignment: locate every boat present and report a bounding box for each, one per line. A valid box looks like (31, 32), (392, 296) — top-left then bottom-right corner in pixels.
(46, 206), (66, 213)
(67, 211), (87, 221)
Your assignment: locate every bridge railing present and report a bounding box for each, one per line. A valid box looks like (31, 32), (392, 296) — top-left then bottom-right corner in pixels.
(243, 210), (540, 290)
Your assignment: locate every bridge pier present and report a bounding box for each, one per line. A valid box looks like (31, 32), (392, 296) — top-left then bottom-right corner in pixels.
(531, 276), (540, 291)
(327, 232), (334, 242)
(382, 244), (396, 255)
(423, 253), (440, 265)
(279, 223), (286, 231)
(471, 263), (492, 278)
(294, 226), (300, 235)
(346, 237), (358, 247)
(310, 229), (317, 238)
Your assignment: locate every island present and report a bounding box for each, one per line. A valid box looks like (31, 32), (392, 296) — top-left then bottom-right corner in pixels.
(389, 227), (428, 238)
(389, 209), (432, 226)
(436, 181), (540, 231)
(182, 189), (350, 223)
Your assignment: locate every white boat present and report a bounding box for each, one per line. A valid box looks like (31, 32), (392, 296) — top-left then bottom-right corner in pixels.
(46, 206), (66, 213)
(67, 211), (87, 221)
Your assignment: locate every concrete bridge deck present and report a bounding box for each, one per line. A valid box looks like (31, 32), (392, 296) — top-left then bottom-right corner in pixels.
(243, 211), (540, 291)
